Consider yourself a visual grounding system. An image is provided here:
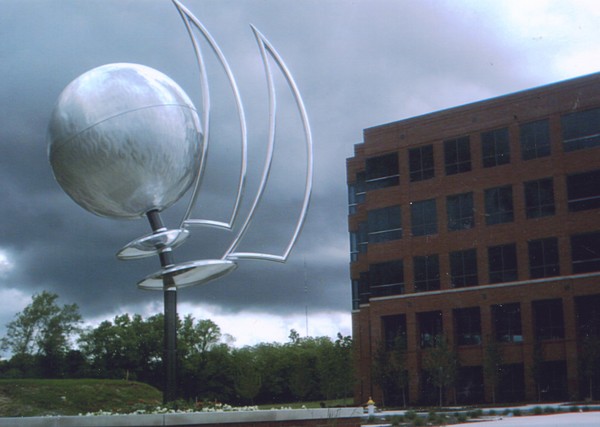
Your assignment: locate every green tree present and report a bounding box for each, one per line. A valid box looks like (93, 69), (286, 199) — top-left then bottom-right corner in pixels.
(317, 333), (354, 402)
(288, 329), (301, 345)
(253, 342), (294, 403)
(1, 353), (41, 378)
(78, 313), (162, 385)
(1, 291), (82, 377)
(232, 348), (262, 404)
(75, 312), (354, 406)
(79, 313), (232, 400)
(530, 340), (544, 402)
(179, 316), (222, 361)
(177, 316), (237, 401)
(371, 341), (395, 407)
(581, 335), (600, 400)
(483, 335), (503, 404)
(336, 333), (355, 402)
(289, 345), (317, 401)
(391, 340), (408, 408)
(182, 342), (235, 402)
(422, 336), (459, 406)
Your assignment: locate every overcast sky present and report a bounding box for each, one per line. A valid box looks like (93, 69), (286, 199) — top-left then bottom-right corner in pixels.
(1, 0), (599, 352)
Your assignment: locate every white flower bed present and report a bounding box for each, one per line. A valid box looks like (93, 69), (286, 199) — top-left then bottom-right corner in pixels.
(79, 403), (311, 416)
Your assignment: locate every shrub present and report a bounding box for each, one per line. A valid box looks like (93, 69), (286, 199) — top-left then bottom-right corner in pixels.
(532, 406), (543, 415)
(469, 408), (483, 418)
(427, 413), (441, 425)
(404, 410), (418, 420)
(389, 414), (404, 425)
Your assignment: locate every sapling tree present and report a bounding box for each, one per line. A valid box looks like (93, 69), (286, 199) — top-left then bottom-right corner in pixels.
(483, 336), (503, 404)
(422, 335), (459, 406)
(581, 335), (600, 401)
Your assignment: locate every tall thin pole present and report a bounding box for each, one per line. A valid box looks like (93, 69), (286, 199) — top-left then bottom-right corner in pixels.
(147, 210), (178, 403)
(304, 257), (308, 337)
(163, 285), (177, 403)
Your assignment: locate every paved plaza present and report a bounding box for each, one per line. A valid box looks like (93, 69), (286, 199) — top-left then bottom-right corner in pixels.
(454, 411), (600, 426)
(371, 403), (600, 427)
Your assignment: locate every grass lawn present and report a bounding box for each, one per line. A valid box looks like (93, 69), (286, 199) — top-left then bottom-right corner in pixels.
(0, 379), (161, 417)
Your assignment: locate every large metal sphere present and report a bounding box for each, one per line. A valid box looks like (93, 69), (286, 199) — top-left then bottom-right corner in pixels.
(48, 63), (202, 219)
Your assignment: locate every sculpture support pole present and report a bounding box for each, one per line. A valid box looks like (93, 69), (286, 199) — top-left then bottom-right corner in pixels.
(163, 285), (177, 403)
(147, 210), (178, 403)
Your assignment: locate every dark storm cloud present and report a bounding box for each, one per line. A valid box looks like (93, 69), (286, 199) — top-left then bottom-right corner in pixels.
(0, 0), (348, 322)
(1, 0), (593, 343)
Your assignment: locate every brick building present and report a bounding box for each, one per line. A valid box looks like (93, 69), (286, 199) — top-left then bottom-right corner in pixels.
(347, 72), (600, 406)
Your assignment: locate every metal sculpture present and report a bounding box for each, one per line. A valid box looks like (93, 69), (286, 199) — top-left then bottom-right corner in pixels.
(47, 0), (312, 402)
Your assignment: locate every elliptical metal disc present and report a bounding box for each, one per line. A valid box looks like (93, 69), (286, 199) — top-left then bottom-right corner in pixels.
(137, 259), (237, 290)
(117, 229), (190, 260)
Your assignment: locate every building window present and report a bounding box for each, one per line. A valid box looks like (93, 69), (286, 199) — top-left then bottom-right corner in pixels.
(571, 231), (600, 274)
(449, 249), (478, 287)
(454, 307), (482, 346)
(520, 119), (550, 160)
(575, 294), (600, 337)
(348, 184), (357, 215)
(524, 178), (555, 219)
(532, 299), (564, 341)
(492, 303), (522, 343)
(409, 145), (434, 182)
(538, 361), (568, 401)
(365, 153), (399, 190)
(456, 366), (484, 404)
(528, 237), (560, 278)
(419, 370), (438, 405)
(348, 172), (366, 214)
(411, 199), (437, 236)
(358, 222), (368, 252)
(481, 127), (510, 167)
(414, 255), (440, 292)
(485, 185), (514, 225)
(358, 272), (369, 305)
(444, 136), (471, 175)
(488, 243), (518, 283)
(447, 192), (474, 231)
(369, 260), (404, 297)
(418, 310), (442, 348)
(567, 169), (600, 212)
(351, 280), (360, 310)
(350, 232), (358, 261)
(497, 364), (525, 403)
(367, 206), (402, 243)
(561, 107), (600, 151)
(350, 222), (368, 261)
(382, 314), (407, 350)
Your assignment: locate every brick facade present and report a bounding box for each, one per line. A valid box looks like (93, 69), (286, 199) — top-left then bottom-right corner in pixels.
(347, 73), (600, 406)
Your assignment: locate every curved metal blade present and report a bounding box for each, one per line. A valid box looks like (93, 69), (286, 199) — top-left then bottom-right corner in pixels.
(172, 0), (247, 231)
(224, 25), (314, 263)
